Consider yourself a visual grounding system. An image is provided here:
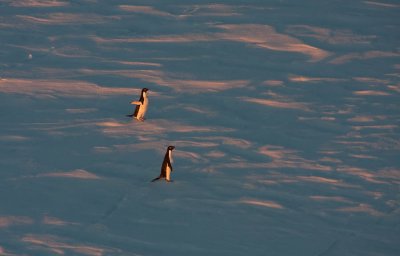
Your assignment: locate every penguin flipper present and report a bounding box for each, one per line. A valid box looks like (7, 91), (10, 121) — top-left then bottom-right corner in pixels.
(131, 101), (142, 105)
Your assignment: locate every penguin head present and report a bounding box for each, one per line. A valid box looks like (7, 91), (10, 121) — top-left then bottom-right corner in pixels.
(142, 88), (149, 94)
(167, 146), (175, 151)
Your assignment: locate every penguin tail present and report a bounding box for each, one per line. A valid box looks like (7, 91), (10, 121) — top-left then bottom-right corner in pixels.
(126, 114), (134, 117)
(151, 177), (161, 182)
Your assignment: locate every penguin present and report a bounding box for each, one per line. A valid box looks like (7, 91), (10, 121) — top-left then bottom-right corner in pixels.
(127, 88), (149, 121)
(151, 146), (175, 182)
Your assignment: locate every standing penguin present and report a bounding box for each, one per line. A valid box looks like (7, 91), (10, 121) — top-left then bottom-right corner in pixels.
(151, 146), (175, 182)
(127, 88), (149, 121)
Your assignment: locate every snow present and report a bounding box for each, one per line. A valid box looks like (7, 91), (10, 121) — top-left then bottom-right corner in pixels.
(0, 0), (399, 255)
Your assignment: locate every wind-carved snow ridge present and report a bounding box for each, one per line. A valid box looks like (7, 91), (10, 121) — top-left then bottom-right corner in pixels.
(22, 234), (121, 256)
(0, 78), (141, 98)
(0, 216), (33, 228)
(93, 23), (330, 62)
(8, 0), (69, 7)
(39, 169), (100, 179)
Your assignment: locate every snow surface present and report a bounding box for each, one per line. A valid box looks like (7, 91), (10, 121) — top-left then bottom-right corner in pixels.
(0, 0), (399, 255)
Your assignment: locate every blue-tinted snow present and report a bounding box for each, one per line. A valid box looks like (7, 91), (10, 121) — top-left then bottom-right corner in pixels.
(0, 0), (399, 255)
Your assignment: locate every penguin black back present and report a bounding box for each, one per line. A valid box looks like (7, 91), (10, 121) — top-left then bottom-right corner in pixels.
(152, 146), (175, 182)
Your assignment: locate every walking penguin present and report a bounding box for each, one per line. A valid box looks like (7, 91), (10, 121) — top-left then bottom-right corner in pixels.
(127, 88), (149, 121)
(152, 146), (175, 182)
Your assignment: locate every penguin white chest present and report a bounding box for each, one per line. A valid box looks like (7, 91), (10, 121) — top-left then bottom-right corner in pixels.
(165, 165), (171, 181)
(166, 150), (173, 181)
(137, 96), (148, 120)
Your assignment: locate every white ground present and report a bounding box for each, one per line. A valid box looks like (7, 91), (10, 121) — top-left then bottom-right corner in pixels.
(0, 0), (399, 255)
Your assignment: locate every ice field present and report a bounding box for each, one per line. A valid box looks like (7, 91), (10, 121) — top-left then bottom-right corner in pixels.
(0, 0), (399, 255)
